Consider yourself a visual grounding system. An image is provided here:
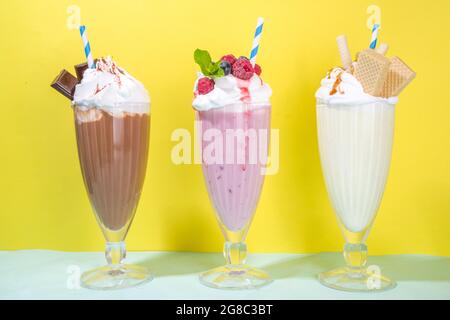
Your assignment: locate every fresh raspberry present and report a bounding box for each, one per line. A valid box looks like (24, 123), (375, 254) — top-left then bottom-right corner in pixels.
(232, 58), (254, 80)
(197, 77), (215, 95)
(254, 64), (262, 76)
(220, 54), (237, 66)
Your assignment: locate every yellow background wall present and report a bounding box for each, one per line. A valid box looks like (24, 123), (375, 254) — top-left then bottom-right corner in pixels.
(0, 0), (449, 256)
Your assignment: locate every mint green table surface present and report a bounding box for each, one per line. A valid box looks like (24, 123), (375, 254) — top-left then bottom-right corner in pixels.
(0, 251), (449, 299)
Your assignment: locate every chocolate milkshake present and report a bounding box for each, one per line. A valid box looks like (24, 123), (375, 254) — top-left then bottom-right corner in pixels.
(51, 55), (152, 289)
(72, 57), (151, 242)
(74, 107), (150, 236)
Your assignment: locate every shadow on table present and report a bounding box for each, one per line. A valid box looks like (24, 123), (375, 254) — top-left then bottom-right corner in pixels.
(369, 254), (450, 282)
(136, 252), (450, 281)
(136, 252), (223, 278)
(262, 252), (450, 282)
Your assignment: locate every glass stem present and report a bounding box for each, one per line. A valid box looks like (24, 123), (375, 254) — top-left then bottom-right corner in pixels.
(343, 242), (367, 271)
(105, 241), (126, 266)
(223, 241), (247, 266)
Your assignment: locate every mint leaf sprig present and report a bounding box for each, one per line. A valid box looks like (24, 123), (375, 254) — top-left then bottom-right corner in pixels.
(194, 49), (225, 78)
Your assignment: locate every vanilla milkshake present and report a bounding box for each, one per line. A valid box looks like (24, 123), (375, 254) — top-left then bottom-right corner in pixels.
(315, 32), (415, 291)
(316, 69), (397, 234)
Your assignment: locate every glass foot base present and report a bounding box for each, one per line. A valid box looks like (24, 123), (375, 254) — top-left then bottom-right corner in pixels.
(199, 265), (272, 290)
(81, 264), (152, 290)
(318, 266), (396, 292)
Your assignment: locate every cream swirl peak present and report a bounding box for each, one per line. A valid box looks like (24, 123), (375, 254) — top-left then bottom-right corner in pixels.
(315, 67), (398, 105)
(192, 50), (271, 111)
(73, 56), (150, 113)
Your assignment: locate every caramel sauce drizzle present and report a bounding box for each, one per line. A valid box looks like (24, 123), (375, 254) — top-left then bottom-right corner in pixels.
(329, 71), (345, 96)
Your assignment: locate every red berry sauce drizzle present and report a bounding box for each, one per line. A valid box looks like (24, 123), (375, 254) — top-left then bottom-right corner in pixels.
(235, 78), (255, 172)
(236, 78), (251, 103)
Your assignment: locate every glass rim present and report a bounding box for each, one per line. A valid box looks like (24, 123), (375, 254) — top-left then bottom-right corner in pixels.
(195, 101), (271, 112)
(72, 101), (151, 108)
(316, 98), (396, 108)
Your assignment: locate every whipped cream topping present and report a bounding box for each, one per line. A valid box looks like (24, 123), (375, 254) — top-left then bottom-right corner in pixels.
(192, 73), (272, 111)
(315, 67), (398, 105)
(73, 57), (150, 113)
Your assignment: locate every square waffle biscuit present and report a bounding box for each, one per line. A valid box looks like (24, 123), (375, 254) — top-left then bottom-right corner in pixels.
(354, 49), (391, 96)
(381, 56), (416, 98)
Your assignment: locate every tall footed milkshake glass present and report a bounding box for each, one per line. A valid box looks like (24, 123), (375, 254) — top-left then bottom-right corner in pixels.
(316, 97), (396, 292)
(315, 33), (415, 291)
(74, 103), (151, 290)
(196, 102), (272, 289)
(192, 45), (273, 289)
(316, 99), (396, 291)
(72, 57), (152, 290)
(196, 102), (271, 289)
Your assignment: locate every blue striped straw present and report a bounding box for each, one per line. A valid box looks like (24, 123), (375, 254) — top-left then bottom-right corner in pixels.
(369, 23), (380, 49)
(249, 17), (264, 66)
(79, 25), (95, 68)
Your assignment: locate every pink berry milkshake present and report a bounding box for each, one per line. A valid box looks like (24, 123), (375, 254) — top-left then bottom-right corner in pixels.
(193, 52), (272, 234)
(197, 103), (271, 232)
(193, 49), (272, 289)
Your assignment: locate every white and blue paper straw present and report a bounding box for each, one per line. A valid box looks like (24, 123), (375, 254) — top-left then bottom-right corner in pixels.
(249, 17), (264, 66)
(369, 23), (380, 49)
(79, 25), (95, 68)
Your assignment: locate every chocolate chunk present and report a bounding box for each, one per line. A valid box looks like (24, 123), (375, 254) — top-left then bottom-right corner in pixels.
(50, 69), (78, 100)
(74, 62), (89, 81)
(74, 59), (97, 81)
